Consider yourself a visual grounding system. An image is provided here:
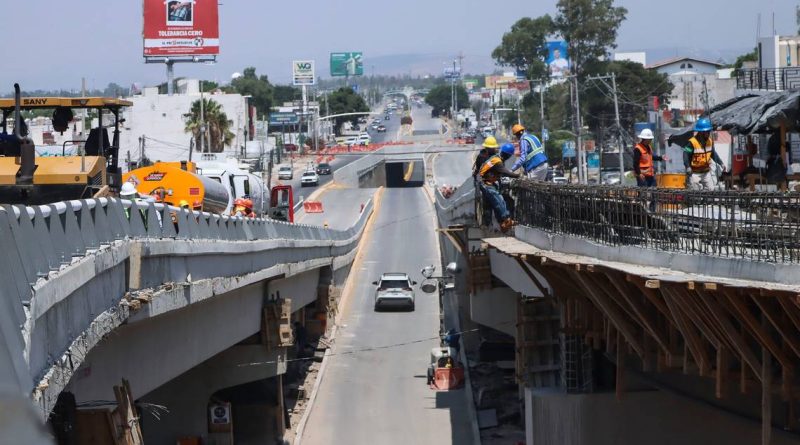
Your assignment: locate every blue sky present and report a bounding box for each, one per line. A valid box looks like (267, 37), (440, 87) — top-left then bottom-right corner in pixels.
(2, 0), (796, 91)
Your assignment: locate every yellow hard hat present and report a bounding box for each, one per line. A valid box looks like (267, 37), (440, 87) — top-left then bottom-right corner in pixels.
(512, 124), (526, 135)
(178, 200), (190, 208)
(482, 136), (499, 149)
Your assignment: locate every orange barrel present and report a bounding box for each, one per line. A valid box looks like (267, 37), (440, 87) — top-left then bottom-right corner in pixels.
(656, 173), (686, 189)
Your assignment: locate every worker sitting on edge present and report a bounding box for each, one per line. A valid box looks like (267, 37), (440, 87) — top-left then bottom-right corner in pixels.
(510, 124), (549, 181)
(633, 128), (668, 187)
(473, 136), (499, 178)
(479, 143), (520, 233)
(684, 117), (725, 190)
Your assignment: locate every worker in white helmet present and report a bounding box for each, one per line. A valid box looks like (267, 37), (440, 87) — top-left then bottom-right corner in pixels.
(633, 128), (668, 188)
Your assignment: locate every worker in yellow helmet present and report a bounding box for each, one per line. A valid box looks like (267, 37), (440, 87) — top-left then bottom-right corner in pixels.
(473, 136), (499, 178)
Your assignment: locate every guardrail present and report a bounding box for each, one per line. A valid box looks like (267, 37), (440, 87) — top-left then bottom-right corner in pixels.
(513, 182), (800, 263)
(0, 197), (375, 416)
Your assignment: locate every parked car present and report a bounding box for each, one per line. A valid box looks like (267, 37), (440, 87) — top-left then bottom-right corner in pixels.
(316, 162), (332, 175)
(277, 165), (293, 180)
(358, 134), (371, 146)
(345, 136), (358, 147)
(372, 272), (417, 311)
(552, 176), (568, 184)
(300, 170), (319, 187)
(377, 124), (387, 133)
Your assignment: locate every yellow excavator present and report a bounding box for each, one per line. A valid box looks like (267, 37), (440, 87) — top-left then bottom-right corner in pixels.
(0, 83), (132, 204)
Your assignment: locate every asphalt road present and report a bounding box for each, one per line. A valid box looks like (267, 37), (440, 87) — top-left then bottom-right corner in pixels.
(280, 103), (403, 204)
(301, 186), (475, 445)
(297, 188), (377, 230)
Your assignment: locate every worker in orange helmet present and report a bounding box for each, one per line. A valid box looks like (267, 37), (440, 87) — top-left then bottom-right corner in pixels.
(243, 198), (255, 217)
(232, 198), (248, 217)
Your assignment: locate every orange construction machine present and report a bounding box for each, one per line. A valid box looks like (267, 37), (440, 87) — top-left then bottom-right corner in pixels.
(123, 161), (229, 214)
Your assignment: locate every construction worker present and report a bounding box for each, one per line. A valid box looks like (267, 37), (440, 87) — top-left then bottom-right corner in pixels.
(479, 143), (520, 233)
(232, 198), (248, 216)
(243, 198), (255, 217)
(119, 182), (139, 200)
(510, 124), (549, 181)
(684, 117), (724, 190)
(633, 128), (668, 187)
(473, 136), (500, 178)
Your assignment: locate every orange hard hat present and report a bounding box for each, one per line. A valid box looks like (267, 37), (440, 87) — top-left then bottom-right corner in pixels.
(512, 124), (525, 135)
(243, 198), (253, 208)
(234, 198), (246, 206)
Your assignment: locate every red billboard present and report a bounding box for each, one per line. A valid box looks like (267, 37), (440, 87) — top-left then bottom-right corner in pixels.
(143, 0), (219, 57)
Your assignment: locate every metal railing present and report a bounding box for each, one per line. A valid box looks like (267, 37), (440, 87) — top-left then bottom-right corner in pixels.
(735, 67), (800, 91)
(513, 181), (800, 263)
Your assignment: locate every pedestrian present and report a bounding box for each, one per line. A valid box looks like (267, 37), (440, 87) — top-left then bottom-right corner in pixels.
(684, 117), (725, 190)
(473, 136), (499, 178)
(510, 124), (549, 181)
(633, 128), (668, 187)
(479, 143), (520, 233)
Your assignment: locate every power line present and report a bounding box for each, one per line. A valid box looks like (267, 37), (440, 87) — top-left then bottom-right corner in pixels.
(237, 320), (516, 367)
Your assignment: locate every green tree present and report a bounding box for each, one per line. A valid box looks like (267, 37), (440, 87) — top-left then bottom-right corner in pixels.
(580, 60), (672, 138)
(184, 98), (235, 153)
(733, 47), (758, 69)
(320, 87), (370, 131)
(424, 84), (468, 117)
(554, 0), (628, 77)
(230, 67), (274, 117)
(273, 85), (301, 105)
(492, 16), (554, 80)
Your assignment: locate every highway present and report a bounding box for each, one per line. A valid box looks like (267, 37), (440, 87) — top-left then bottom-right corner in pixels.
(280, 105), (403, 204)
(301, 106), (475, 445)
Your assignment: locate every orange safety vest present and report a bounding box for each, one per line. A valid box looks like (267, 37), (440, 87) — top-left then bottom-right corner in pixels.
(479, 155), (503, 185)
(635, 143), (654, 177)
(688, 136), (714, 172)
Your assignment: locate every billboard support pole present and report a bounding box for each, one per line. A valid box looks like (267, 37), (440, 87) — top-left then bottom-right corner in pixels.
(166, 60), (175, 96)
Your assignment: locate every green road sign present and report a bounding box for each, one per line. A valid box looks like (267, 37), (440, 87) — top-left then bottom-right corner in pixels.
(330, 52), (364, 77)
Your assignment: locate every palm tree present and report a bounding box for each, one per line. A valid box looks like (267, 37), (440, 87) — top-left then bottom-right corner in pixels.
(185, 98), (235, 153)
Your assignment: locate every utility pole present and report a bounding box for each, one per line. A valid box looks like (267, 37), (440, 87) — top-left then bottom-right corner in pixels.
(586, 73), (624, 180)
(611, 73), (623, 180)
(537, 80), (546, 154)
(199, 82), (206, 154)
(570, 76), (585, 184)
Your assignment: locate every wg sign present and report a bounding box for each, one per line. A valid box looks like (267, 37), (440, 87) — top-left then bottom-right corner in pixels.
(293, 60), (316, 86)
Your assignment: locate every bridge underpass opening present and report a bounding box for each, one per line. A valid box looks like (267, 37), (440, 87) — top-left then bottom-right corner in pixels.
(385, 161), (424, 188)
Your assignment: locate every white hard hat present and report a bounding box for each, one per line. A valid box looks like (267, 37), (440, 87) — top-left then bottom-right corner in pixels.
(637, 128), (654, 140)
(120, 182), (138, 198)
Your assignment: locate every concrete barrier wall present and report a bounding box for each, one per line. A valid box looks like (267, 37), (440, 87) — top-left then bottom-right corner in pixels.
(0, 197), (373, 418)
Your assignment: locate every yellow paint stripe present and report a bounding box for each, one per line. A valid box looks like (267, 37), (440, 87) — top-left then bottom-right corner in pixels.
(337, 187), (385, 319)
(403, 161), (415, 182)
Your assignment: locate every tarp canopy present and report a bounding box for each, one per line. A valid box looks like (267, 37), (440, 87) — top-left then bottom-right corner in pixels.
(668, 90), (800, 146)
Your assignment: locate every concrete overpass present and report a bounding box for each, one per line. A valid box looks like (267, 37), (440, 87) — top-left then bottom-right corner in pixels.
(430, 165), (800, 444)
(0, 196), (373, 442)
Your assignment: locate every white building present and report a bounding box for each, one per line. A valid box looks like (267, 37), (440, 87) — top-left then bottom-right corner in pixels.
(613, 51), (647, 65)
(119, 79), (251, 168)
(647, 56), (722, 77)
(647, 57), (734, 121)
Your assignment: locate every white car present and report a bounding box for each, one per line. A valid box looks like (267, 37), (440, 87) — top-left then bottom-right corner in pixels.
(300, 170), (319, 187)
(552, 176), (568, 184)
(277, 165), (293, 180)
(372, 272), (417, 311)
(345, 136), (358, 147)
(358, 134), (371, 146)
